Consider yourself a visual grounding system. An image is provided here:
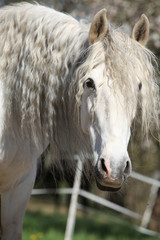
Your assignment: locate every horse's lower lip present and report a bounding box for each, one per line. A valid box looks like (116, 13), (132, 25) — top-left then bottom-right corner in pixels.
(96, 180), (121, 192)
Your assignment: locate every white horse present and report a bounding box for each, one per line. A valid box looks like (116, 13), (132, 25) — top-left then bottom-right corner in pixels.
(0, 3), (159, 239)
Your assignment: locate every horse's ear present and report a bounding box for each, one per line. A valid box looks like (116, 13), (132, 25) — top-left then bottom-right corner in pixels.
(131, 14), (149, 45)
(89, 9), (108, 44)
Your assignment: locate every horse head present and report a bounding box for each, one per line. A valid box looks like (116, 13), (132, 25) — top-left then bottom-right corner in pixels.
(80, 9), (150, 191)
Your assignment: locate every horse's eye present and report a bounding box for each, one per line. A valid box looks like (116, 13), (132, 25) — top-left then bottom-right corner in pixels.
(138, 82), (142, 91)
(85, 78), (95, 89)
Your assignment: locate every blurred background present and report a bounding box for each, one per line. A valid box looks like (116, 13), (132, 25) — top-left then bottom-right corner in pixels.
(0, 0), (160, 239)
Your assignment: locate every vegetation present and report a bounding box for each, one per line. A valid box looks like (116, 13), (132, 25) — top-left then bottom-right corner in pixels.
(23, 210), (158, 240)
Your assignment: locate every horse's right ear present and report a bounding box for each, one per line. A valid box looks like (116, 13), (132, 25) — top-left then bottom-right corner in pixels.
(131, 14), (149, 45)
(89, 9), (108, 44)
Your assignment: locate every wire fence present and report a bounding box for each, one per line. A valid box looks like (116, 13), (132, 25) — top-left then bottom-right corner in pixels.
(31, 169), (160, 239)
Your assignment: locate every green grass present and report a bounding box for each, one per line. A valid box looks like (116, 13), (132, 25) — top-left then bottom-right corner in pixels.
(23, 210), (159, 240)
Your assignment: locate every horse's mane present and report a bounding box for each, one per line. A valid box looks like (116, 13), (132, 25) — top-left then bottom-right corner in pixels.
(0, 3), (90, 154)
(1, 3), (159, 160)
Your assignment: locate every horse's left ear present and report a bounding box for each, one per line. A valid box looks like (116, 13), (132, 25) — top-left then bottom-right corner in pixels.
(131, 14), (149, 45)
(89, 9), (108, 44)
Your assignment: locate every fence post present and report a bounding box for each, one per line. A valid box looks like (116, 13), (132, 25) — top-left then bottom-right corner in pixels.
(141, 171), (160, 228)
(64, 156), (83, 240)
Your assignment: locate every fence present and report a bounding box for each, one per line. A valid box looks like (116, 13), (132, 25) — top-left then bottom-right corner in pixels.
(31, 158), (160, 239)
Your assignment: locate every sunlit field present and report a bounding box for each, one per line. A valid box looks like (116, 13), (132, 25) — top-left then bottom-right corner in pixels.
(23, 204), (158, 240)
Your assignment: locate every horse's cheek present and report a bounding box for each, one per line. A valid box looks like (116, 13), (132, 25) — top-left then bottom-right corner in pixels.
(80, 96), (91, 134)
(80, 105), (89, 134)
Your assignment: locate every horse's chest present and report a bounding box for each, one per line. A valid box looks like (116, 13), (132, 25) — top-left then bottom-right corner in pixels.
(0, 137), (38, 193)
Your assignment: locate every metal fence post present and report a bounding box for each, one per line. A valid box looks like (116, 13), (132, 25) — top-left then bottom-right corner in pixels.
(64, 156), (83, 240)
(141, 171), (160, 229)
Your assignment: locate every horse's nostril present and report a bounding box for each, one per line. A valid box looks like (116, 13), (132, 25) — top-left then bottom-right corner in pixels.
(124, 160), (130, 174)
(100, 158), (107, 173)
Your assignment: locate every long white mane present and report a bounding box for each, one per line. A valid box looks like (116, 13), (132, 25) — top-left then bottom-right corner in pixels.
(0, 3), (159, 160)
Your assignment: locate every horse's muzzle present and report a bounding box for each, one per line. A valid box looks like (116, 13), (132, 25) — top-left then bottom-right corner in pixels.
(95, 173), (123, 192)
(95, 156), (131, 192)
(96, 179), (121, 192)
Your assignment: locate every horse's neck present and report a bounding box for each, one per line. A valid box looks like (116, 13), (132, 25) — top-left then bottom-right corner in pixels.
(1, 4), (90, 155)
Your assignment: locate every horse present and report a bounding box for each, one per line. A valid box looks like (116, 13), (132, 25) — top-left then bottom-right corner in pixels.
(0, 2), (159, 239)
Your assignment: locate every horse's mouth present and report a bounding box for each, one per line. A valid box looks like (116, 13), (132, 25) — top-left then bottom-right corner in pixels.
(96, 180), (121, 192)
(94, 164), (124, 192)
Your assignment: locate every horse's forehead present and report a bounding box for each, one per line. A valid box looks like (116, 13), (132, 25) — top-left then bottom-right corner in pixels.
(114, 31), (131, 45)
(106, 31), (136, 55)
(103, 33), (143, 77)
(89, 62), (106, 81)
